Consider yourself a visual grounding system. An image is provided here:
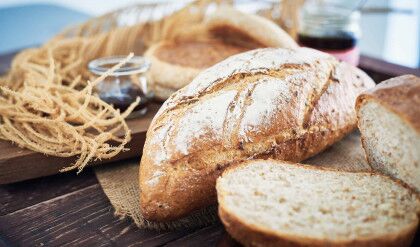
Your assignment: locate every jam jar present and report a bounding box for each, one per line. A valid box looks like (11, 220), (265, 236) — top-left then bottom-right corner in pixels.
(298, 1), (361, 66)
(88, 55), (153, 118)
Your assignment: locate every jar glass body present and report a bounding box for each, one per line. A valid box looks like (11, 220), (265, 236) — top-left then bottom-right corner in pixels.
(298, 0), (361, 65)
(88, 56), (152, 118)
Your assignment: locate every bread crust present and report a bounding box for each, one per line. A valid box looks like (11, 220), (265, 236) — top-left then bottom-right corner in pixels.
(139, 48), (375, 221)
(356, 75), (420, 132)
(217, 160), (420, 247)
(219, 205), (417, 247)
(355, 75), (420, 194)
(140, 129), (352, 221)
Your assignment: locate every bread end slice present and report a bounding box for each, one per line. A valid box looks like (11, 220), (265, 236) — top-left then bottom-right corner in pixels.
(356, 75), (420, 193)
(217, 160), (420, 247)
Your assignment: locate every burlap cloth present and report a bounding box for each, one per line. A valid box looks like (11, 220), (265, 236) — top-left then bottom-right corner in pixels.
(94, 131), (371, 230)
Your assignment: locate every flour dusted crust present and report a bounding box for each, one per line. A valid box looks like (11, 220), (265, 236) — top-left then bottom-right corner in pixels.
(145, 6), (298, 100)
(139, 47), (375, 221)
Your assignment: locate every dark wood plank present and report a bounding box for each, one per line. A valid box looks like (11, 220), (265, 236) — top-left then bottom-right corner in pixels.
(359, 55), (420, 83)
(0, 236), (11, 247)
(0, 183), (199, 247)
(164, 224), (225, 247)
(0, 102), (160, 185)
(0, 168), (97, 216)
(216, 233), (242, 247)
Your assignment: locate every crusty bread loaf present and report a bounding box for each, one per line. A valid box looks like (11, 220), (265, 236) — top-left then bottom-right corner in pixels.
(217, 159), (420, 247)
(356, 75), (420, 193)
(145, 6), (298, 100)
(139, 47), (375, 221)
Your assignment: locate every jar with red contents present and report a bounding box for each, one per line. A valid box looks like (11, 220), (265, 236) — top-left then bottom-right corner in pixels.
(298, 1), (361, 66)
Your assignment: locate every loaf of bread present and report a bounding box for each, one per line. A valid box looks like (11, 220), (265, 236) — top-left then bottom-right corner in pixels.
(145, 6), (298, 100)
(356, 75), (420, 193)
(139, 47), (375, 221)
(217, 159), (420, 247)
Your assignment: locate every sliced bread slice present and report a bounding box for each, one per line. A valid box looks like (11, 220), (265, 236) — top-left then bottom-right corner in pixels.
(356, 75), (420, 193)
(217, 159), (420, 247)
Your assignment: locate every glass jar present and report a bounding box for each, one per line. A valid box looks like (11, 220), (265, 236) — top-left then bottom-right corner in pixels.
(298, 1), (361, 66)
(88, 56), (152, 118)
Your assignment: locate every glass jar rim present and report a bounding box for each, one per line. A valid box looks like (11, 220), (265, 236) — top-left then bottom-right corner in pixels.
(300, 4), (360, 24)
(88, 55), (151, 76)
(299, 2), (361, 38)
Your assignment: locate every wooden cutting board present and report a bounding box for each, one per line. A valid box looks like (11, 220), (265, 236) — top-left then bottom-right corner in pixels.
(0, 103), (160, 184)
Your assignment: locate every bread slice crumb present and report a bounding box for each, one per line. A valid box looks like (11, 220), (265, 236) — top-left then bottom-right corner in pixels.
(217, 159), (420, 247)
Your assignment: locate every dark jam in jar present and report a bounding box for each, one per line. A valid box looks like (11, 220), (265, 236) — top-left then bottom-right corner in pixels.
(99, 83), (149, 112)
(298, 32), (357, 50)
(298, 2), (361, 65)
(88, 56), (152, 117)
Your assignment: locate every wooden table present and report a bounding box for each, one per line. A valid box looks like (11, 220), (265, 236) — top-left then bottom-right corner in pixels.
(0, 51), (419, 247)
(0, 165), (240, 247)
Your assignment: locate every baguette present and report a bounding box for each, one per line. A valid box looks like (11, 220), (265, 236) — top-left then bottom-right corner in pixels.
(217, 159), (420, 247)
(356, 75), (420, 193)
(139, 47), (375, 221)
